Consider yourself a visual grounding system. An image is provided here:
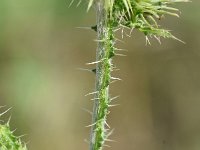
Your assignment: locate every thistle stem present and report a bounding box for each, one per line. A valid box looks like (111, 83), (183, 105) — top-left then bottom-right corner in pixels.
(89, 1), (114, 150)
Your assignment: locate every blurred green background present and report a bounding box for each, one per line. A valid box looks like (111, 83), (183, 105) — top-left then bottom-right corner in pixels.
(0, 0), (199, 150)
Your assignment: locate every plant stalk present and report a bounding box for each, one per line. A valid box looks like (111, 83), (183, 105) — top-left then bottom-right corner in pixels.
(89, 0), (114, 150)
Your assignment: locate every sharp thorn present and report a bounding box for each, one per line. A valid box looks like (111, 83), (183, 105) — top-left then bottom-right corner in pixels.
(90, 98), (100, 101)
(110, 80), (119, 84)
(172, 36), (185, 44)
(76, 68), (96, 74)
(103, 144), (111, 147)
(115, 38), (125, 43)
(110, 95), (120, 102)
(17, 134), (27, 138)
(105, 121), (110, 128)
(111, 77), (122, 81)
(94, 39), (106, 42)
(105, 139), (116, 142)
(68, 0), (75, 8)
(145, 36), (151, 45)
(108, 104), (120, 107)
(0, 107), (12, 117)
(76, 0), (82, 7)
(86, 59), (104, 65)
(11, 128), (17, 133)
(85, 91), (99, 96)
(76, 26), (92, 30)
(126, 33), (131, 37)
(7, 115), (12, 125)
(130, 27), (134, 35)
(114, 28), (120, 32)
(115, 53), (126, 57)
(114, 48), (128, 52)
(121, 27), (124, 39)
(112, 68), (120, 71)
(154, 36), (161, 44)
(85, 121), (97, 128)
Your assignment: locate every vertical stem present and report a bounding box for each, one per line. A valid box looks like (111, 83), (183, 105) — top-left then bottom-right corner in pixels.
(89, 1), (114, 150)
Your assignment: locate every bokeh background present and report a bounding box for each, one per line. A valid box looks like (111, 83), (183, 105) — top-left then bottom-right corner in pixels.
(0, 0), (199, 150)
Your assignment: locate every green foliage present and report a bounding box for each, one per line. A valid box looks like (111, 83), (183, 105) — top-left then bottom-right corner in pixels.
(0, 125), (27, 150)
(0, 110), (27, 150)
(88, 0), (189, 42)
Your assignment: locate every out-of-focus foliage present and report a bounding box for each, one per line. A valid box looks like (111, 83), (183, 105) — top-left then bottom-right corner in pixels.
(0, 124), (27, 150)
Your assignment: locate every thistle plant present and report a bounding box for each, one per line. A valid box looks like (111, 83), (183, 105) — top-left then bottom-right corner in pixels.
(0, 0), (188, 150)
(82, 0), (189, 150)
(0, 124), (27, 150)
(0, 109), (27, 150)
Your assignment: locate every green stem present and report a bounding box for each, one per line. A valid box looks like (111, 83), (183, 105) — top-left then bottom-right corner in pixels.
(89, 1), (114, 150)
